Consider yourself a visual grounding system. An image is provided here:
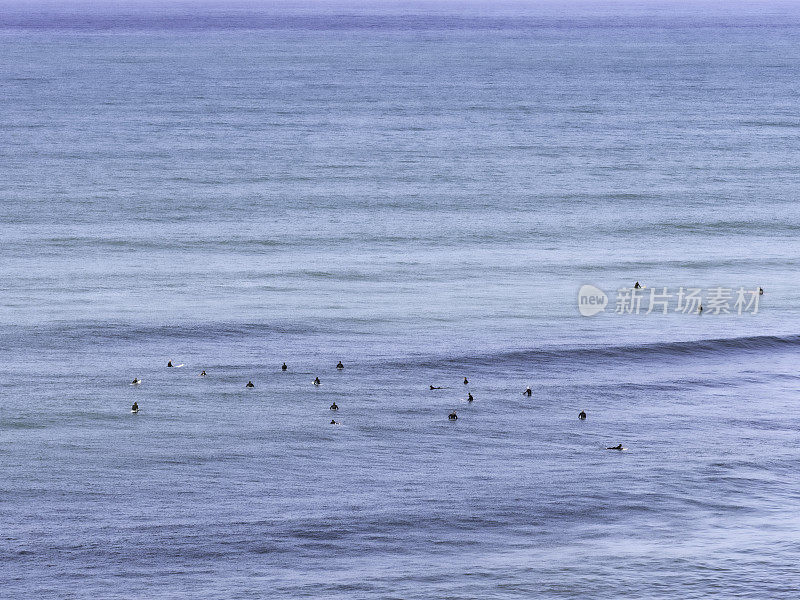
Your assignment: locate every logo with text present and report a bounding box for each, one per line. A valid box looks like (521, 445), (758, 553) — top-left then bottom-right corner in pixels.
(578, 284), (609, 316)
(577, 285), (762, 316)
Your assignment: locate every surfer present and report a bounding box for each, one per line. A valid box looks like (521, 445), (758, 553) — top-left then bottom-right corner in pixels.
(330, 420), (338, 425)
(313, 377), (321, 385)
(330, 402), (338, 410)
(463, 377), (469, 385)
(448, 411), (458, 420)
(578, 410), (586, 420)
(131, 402), (139, 413)
(131, 378), (141, 385)
(606, 444), (623, 450)
(524, 387), (532, 396)
(200, 370), (206, 377)
(246, 381), (254, 388)
(467, 393), (473, 402)
(698, 304), (703, 314)
(634, 282), (641, 289)
(336, 361), (344, 369)
(167, 360), (173, 367)
(759, 287), (764, 295)
(430, 385), (443, 390)
(281, 362), (287, 371)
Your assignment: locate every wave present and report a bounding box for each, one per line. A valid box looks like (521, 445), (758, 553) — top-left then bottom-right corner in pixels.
(429, 334), (800, 369)
(3, 319), (798, 370)
(0, 321), (320, 349)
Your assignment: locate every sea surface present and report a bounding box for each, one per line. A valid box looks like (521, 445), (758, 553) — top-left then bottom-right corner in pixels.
(2, 1), (800, 598)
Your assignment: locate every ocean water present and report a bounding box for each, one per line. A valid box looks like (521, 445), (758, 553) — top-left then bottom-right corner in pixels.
(3, 1), (800, 597)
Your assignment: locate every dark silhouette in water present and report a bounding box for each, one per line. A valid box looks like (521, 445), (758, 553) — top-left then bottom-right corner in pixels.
(759, 287), (764, 295)
(313, 377), (321, 385)
(698, 304), (703, 314)
(246, 381), (254, 388)
(200, 370), (206, 377)
(131, 378), (141, 385)
(578, 411), (586, 420)
(524, 387), (532, 396)
(330, 419), (338, 425)
(330, 402), (338, 410)
(463, 377), (469, 385)
(448, 411), (458, 420)
(281, 363), (287, 371)
(634, 281), (641, 289)
(430, 385), (443, 390)
(607, 444), (623, 450)
(336, 361), (344, 369)
(167, 360), (173, 367)
(131, 402), (139, 413)
(467, 393), (474, 402)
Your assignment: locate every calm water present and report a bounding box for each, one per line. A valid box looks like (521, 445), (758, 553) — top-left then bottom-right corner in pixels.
(3, 1), (800, 598)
